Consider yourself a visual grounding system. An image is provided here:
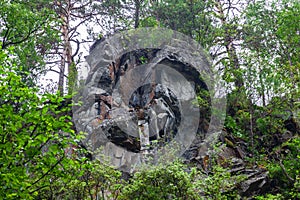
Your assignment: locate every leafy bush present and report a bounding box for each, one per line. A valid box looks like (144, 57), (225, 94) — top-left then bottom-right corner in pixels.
(117, 160), (244, 200)
(0, 49), (79, 199)
(266, 136), (300, 199)
(195, 164), (244, 199)
(118, 161), (198, 200)
(0, 49), (124, 199)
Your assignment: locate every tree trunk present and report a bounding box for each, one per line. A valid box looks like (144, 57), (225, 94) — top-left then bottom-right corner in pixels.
(57, 0), (76, 96)
(215, 0), (244, 90)
(58, 9), (69, 96)
(134, 0), (141, 28)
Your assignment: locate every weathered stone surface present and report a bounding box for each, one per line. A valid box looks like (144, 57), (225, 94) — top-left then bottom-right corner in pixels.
(74, 38), (213, 171)
(73, 29), (229, 173)
(73, 29), (270, 197)
(184, 131), (270, 197)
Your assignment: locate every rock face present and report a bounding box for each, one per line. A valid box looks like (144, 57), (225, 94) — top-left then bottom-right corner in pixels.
(74, 46), (210, 170)
(186, 130), (270, 197)
(73, 29), (269, 197)
(73, 29), (223, 173)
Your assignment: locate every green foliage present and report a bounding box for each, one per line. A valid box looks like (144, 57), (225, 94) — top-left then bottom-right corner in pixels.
(38, 158), (122, 200)
(140, 16), (159, 27)
(196, 88), (210, 109)
(292, 175), (300, 199)
(0, 48), (123, 199)
(243, 0), (300, 103)
(118, 161), (198, 200)
(118, 160), (244, 200)
(150, 0), (215, 48)
(0, 50), (74, 199)
(224, 90), (251, 138)
(195, 165), (243, 199)
(0, 0), (61, 87)
(224, 116), (244, 138)
(255, 115), (284, 136)
(264, 137), (300, 199)
(255, 193), (284, 200)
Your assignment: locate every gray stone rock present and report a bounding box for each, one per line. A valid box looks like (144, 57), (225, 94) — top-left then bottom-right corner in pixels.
(73, 29), (227, 172)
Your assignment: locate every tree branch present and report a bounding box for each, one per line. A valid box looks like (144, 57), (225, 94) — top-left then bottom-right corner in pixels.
(70, 39), (80, 58)
(27, 155), (65, 189)
(279, 159), (295, 184)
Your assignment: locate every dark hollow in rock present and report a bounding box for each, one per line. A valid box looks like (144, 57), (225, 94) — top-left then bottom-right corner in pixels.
(90, 48), (212, 153)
